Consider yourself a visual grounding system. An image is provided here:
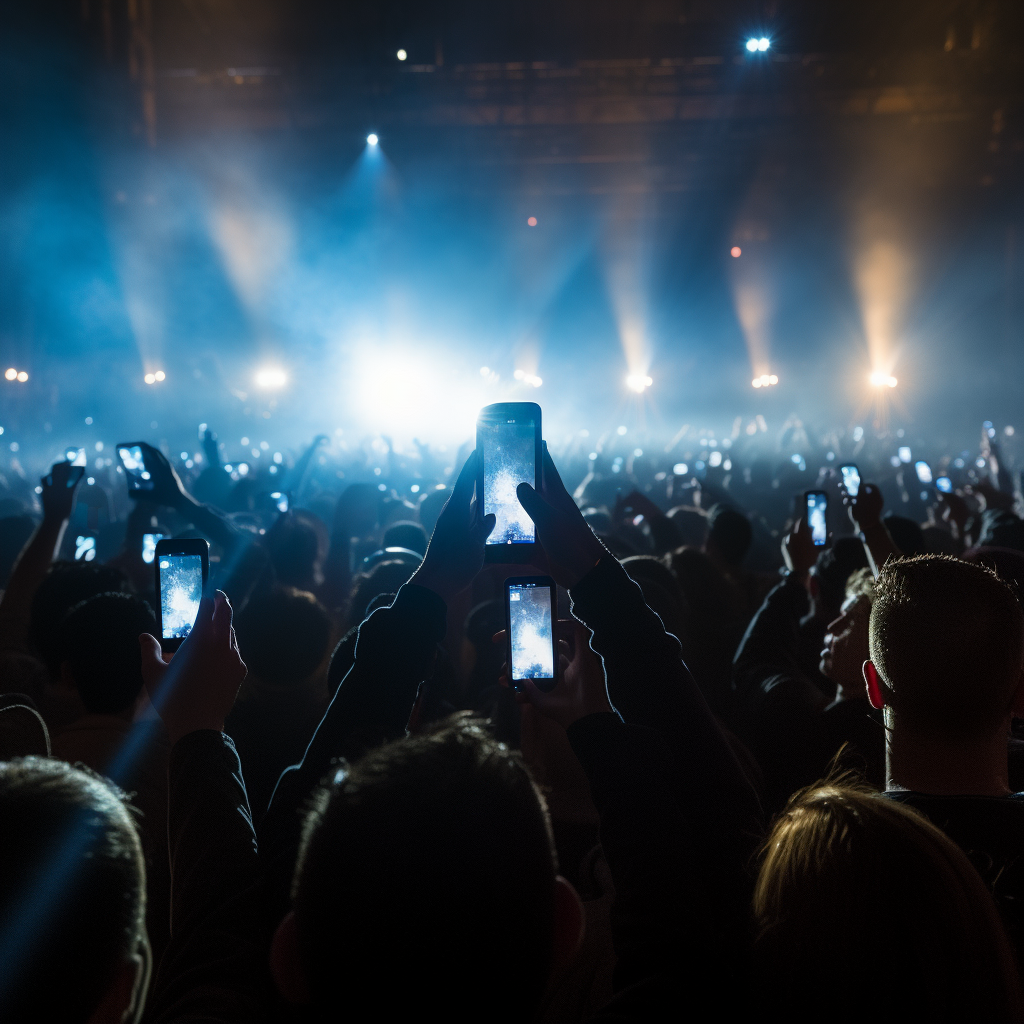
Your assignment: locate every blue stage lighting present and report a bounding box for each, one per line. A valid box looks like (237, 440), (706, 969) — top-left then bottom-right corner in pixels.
(746, 38), (759, 52)
(366, 133), (379, 146)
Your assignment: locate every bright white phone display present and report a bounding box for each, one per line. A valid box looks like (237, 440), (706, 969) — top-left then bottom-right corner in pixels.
(508, 583), (554, 680)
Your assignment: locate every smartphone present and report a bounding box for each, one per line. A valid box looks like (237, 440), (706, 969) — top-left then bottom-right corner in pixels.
(505, 575), (558, 692)
(477, 402), (542, 562)
(155, 538), (209, 652)
(897, 446), (912, 464)
(142, 532), (165, 564)
(117, 443), (154, 493)
(805, 491), (828, 547)
(66, 447), (87, 467)
(839, 463), (860, 497)
(914, 460), (933, 485)
(74, 535), (97, 562)
(936, 475), (953, 494)
(270, 491), (289, 513)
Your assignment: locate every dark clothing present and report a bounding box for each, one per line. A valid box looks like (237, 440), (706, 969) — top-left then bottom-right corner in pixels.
(225, 680), (328, 821)
(146, 730), (272, 1024)
(885, 790), (1024, 972)
(733, 576), (884, 813)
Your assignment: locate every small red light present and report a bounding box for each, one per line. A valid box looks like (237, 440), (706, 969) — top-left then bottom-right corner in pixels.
(527, 216), (537, 227)
(730, 246), (742, 258)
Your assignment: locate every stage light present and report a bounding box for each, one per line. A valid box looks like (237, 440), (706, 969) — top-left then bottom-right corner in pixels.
(752, 378), (761, 387)
(673, 463), (688, 475)
(869, 372), (898, 388)
(626, 374), (653, 393)
(513, 368), (543, 387)
(397, 49), (407, 61)
(769, 374), (778, 384)
(758, 37), (770, 51)
(154, 370), (165, 381)
(144, 373), (155, 384)
(746, 38), (759, 52)
(730, 246), (742, 257)
(255, 366), (287, 389)
(527, 216), (537, 227)
(4, 368), (16, 380)
(16, 371), (27, 382)
(367, 133), (379, 146)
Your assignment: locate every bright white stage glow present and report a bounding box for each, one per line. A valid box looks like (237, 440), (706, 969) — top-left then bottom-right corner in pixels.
(746, 38), (759, 52)
(626, 374), (653, 393)
(513, 368), (543, 387)
(869, 372), (898, 388)
(747, 37), (770, 52)
(366, 133), (379, 146)
(255, 366), (288, 389)
(16, 371), (28, 382)
(4, 368), (16, 381)
(396, 49), (407, 61)
(351, 346), (488, 440)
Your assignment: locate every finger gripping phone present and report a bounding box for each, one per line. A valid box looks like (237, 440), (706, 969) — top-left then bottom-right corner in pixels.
(805, 490), (828, 547)
(839, 463), (860, 497)
(117, 443), (155, 493)
(477, 402), (542, 563)
(505, 575), (557, 692)
(155, 538), (209, 652)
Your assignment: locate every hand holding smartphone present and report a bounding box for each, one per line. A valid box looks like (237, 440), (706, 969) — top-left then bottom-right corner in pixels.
(477, 403), (542, 563)
(117, 443), (155, 494)
(155, 538), (209, 652)
(805, 490), (828, 547)
(505, 575), (558, 692)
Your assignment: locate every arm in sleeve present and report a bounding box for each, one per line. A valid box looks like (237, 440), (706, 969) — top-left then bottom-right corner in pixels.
(145, 731), (274, 1024)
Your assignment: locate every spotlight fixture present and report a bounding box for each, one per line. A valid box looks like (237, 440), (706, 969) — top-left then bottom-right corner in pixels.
(752, 374), (779, 388)
(626, 374), (653, 394)
(366, 133), (379, 146)
(746, 37), (770, 52)
(396, 49), (407, 61)
(255, 366), (288, 389)
(869, 372), (898, 388)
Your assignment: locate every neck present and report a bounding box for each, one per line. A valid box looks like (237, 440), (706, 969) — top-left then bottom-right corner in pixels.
(885, 711), (1011, 797)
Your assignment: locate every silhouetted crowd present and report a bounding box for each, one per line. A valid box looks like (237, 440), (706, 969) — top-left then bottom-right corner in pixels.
(0, 418), (1022, 1022)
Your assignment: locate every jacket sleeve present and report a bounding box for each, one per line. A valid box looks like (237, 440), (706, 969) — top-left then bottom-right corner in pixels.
(731, 573), (809, 711)
(145, 731), (273, 1024)
(257, 582), (447, 914)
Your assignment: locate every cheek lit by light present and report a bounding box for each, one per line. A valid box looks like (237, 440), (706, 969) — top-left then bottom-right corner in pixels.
(255, 367), (288, 389)
(869, 372), (898, 388)
(626, 374), (653, 393)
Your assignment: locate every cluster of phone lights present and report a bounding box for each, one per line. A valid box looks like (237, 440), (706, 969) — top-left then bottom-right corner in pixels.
(4, 368), (29, 382)
(870, 372), (898, 388)
(144, 370), (166, 385)
(752, 374), (778, 388)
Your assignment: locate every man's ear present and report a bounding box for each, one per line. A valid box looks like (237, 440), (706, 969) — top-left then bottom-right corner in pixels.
(551, 875), (584, 973)
(863, 660), (887, 710)
(270, 911), (310, 1005)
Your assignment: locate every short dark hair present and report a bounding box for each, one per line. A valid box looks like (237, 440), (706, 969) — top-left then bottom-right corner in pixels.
(347, 559), (418, 629)
(267, 512), (321, 587)
(235, 586), (332, 684)
(883, 513), (926, 557)
(292, 716), (557, 1022)
(382, 520), (429, 555)
(0, 757), (146, 1022)
(811, 538), (869, 617)
(706, 504), (752, 567)
(870, 555), (1024, 738)
(29, 562), (129, 674)
(60, 593), (157, 715)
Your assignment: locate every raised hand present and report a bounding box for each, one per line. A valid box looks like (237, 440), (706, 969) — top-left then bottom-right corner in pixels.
(843, 480), (884, 531)
(139, 590), (247, 746)
(408, 449), (495, 602)
(781, 515), (817, 581)
(134, 442), (191, 510)
(516, 445), (606, 588)
(515, 619), (615, 729)
(40, 461), (84, 523)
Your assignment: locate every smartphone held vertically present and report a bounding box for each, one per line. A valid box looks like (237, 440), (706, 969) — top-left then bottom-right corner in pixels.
(839, 463), (860, 497)
(477, 403), (542, 562)
(805, 490), (828, 547)
(155, 538), (209, 652)
(505, 575), (558, 692)
(117, 443), (155, 494)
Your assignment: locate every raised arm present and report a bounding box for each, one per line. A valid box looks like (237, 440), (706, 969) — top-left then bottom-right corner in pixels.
(0, 462), (82, 652)
(843, 481), (900, 576)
